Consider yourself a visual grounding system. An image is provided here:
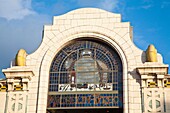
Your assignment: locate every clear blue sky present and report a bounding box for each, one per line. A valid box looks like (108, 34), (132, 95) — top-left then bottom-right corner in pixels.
(0, 0), (170, 78)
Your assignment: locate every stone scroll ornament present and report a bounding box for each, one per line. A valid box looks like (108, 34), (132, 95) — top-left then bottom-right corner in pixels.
(8, 93), (27, 113)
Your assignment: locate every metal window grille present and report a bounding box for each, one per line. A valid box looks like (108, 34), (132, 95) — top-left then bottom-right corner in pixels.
(48, 40), (123, 109)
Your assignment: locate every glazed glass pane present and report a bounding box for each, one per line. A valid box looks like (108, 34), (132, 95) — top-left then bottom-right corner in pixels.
(48, 40), (123, 108)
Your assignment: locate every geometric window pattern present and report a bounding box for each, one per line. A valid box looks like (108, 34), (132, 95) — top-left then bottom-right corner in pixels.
(48, 40), (123, 108)
(47, 93), (121, 108)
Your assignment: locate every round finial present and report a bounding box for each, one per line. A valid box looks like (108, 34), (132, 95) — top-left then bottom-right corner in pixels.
(146, 44), (157, 62)
(15, 49), (27, 66)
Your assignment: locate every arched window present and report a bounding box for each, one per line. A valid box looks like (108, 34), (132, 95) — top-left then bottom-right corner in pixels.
(47, 40), (123, 108)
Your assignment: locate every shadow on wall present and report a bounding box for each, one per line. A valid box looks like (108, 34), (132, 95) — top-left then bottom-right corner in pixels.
(141, 51), (146, 63)
(165, 94), (170, 112)
(47, 108), (123, 113)
(128, 69), (141, 85)
(128, 69), (143, 111)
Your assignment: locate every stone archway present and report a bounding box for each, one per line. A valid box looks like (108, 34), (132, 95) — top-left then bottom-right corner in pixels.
(35, 30), (130, 113)
(32, 8), (138, 113)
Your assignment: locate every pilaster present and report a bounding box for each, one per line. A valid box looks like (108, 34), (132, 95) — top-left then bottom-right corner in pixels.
(2, 66), (34, 113)
(137, 63), (168, 113)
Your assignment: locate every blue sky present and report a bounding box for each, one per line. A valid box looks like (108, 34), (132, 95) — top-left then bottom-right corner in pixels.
(0, 0), (170, 78)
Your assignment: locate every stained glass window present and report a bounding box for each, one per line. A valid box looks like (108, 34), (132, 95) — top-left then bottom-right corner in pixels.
(48, 40), (123, 109)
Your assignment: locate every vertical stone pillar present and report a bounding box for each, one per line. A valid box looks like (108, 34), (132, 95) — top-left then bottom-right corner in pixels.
(0, 79), (7, 113)
(137, 64), (168, 113)
(2, 67), (34, 113)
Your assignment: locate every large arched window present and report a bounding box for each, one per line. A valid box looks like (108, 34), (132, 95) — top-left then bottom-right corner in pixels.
(47, 40), (123, 109)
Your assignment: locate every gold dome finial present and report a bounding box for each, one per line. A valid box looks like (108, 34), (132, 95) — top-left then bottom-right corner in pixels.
(146, 44), (157, 62)
(15, 49), (27, 66)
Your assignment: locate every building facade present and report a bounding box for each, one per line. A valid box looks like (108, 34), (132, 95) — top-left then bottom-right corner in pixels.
(0, 8), (170, 113)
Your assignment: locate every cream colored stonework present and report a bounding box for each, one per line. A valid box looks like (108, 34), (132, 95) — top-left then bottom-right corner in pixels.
(0, 8), (170, 113)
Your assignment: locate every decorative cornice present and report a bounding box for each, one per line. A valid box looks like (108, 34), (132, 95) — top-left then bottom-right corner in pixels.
(2, 66), (34, 80)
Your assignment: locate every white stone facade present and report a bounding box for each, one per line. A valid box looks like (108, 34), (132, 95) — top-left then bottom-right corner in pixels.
(0, 8), (170, 113)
